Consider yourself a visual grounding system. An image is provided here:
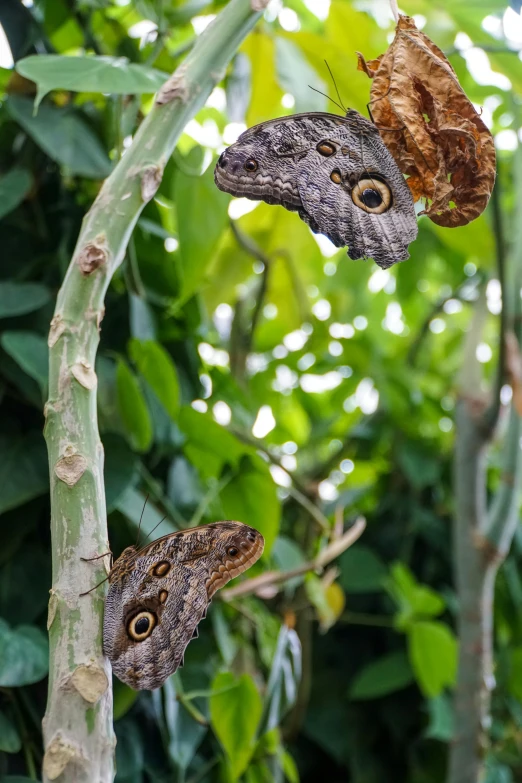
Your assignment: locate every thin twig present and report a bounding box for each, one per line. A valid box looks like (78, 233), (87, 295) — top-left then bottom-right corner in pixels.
(220, 517), (366, 600)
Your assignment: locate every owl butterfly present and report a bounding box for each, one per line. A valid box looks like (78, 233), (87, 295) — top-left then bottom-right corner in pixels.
(102, 521), (264, 690)
(214, 110), (418, 269)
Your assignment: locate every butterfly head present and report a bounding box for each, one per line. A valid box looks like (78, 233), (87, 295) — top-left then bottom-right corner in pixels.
(108, 545), (139, 583)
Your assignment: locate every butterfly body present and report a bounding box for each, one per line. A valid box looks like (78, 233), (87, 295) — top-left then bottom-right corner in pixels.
(103, 521), (264, 690)
(215, 110), (417, 268)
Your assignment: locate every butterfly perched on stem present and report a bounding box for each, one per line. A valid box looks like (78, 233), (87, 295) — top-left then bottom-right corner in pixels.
(98, 521), (263, 690)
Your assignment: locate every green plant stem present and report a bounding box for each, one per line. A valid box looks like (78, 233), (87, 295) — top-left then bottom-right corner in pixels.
(42, 2), (268, 781)
(447, 151), (522, 783)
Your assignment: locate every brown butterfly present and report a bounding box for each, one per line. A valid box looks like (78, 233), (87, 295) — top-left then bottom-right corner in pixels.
(214, 109), (418, 268)
(98, 521), (263, 690)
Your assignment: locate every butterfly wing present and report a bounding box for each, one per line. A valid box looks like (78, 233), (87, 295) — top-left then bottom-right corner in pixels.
(214, 111), (417, 268)
(296, 111), (418, 268)
(103, 522), (264, 690)
(214, 114), (319, 211)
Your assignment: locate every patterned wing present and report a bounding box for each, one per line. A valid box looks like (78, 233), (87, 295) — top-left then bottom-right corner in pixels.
(103, 522), (264, 690)
(214, 110), (418, 269)
(295, 111), (418, 268)
(214, 114), (329, 211)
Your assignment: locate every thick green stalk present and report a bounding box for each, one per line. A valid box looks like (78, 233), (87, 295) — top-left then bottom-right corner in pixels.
(42, 2), (267, 780)
(447, 151), (522, 783)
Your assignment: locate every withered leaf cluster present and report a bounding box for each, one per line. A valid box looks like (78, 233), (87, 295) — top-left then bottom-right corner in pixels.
(357, 15), (496, 227)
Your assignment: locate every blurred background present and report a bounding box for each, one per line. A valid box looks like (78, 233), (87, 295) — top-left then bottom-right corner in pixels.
(0, 0), (521, 781)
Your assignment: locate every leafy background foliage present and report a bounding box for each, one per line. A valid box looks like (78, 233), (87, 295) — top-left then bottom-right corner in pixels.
(0, 0), (520, 780)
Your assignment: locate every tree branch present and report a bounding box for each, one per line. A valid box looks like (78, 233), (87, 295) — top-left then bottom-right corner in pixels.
(42, 3), (268, 781)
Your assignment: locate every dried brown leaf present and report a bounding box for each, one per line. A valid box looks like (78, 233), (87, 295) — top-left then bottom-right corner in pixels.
(357, 15), (496, 227)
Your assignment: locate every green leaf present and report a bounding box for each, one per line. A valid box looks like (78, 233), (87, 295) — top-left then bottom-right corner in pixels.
(179, 406), (247, 478)
(0, 169), (32, 221)
(0, 282), (51, 318)
(0, 620), (48, 686)
(508, 646), (522, 701)
(338, 545), (387, 594)
(0, 710), (21, 753)
(163, 677), (207, 771)
(304, 573), (344, 632)
(220, 455), (280, 556)
(0, 433), (48, 514)
(16, 55), (168, 109)
(103, 433), (139, 511)
(275, 37), (326, 113)
(116, 359), (153, 453)
(175, 147), (230, 301)
(210, 672), (262, 781)
(7, 96), (111, 180)
(282, 751), (300, 783)
(113, 679), (138, 722)
(129, 339), (179, 420)
(1, 331), (48, 392)
(349, 650), (414, 700)
(387, 563), (445, 629)
(408, 621), (458, 698)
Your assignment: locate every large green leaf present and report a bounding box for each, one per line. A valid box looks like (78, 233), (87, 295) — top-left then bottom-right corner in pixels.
(179, 406), (248, 479)
(174, 147), (230, 301)
(387, 563), (445, 629)
(338, 545), (387, 594)
(220, 455), (280, 556)
(103, 433), (139, 511)
(0, 711), (21, 753)
(16, 55), (168, 109)
(0, 282), (51, 318)
(349, 650), (414, 700)
(408, 621), (458, 698)
(129, 338), (180, 420)
(210, 672), (262, 780)
(0, 169), (32, 221)
(0, 620), (48, 686)
(7, 96), (111, 179)
(1, 331), (49, 392)
(275, 37), (326, 113)
(0, 433), (48, 514)
(116, 359), (153, 453)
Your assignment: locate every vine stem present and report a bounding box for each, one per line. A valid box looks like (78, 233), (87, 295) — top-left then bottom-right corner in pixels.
(42, 2), (268, 781)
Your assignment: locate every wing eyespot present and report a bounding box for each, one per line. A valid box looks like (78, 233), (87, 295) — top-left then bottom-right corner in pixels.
(127, 611), (157, 642)
(227, 546), (239, 557)
(244, 159), (258, 172)
(330, 169), (342, 184)
(159, 590), (168, 604)
(317, 141), (336, 157)
(152, 561), (171, 577)
(351, 177), (392, 214)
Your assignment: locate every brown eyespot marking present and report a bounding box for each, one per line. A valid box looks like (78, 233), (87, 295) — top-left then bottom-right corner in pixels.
(351, 176), (392, 214)
(227, 546), (239, 557)
(317, 141), (336, 157)
(127, 611), (156, 641)
(246, 531), (257, 542)
(152, 561), (170, 578)
(244, 159), (258, 172)
(330, 170), (342, 184)
(159, 590), (168, 604)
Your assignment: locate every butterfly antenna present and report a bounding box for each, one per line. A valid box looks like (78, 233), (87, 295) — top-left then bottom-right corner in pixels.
(324, 60), (346, 112)
(307, 85), (344, 114)
(140, 515), (168, 548)
(135, 493), (150, 548)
